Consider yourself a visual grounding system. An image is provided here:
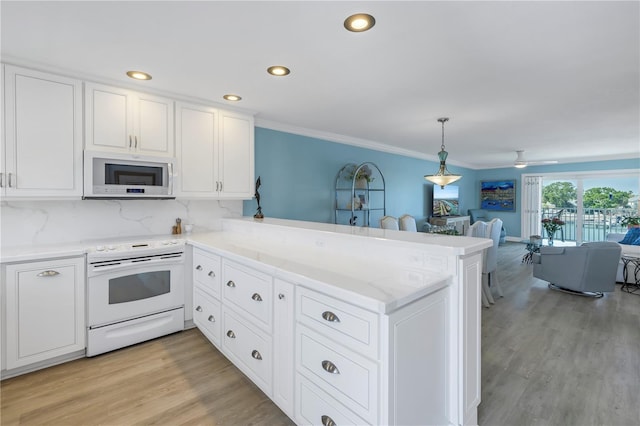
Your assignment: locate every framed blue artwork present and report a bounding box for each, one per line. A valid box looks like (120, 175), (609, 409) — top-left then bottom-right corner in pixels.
(481, 180), (516, 211)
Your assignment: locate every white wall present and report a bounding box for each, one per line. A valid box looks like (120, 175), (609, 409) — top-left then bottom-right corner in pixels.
(1, 199), (242, 247)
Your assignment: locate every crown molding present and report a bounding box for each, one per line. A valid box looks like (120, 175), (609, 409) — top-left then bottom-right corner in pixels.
(254, 118), (477, 169)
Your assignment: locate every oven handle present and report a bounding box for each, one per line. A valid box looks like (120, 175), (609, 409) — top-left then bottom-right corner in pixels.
(88, 256), (184, 276)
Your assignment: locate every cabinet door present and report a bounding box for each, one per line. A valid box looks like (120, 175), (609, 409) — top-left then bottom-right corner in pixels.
(134, 93), (174, 157)
(273, 279), (295, 417)
(175, 102), (218, 197)
(85, 83), (133, 152)
(3, 65), (83, 197)
(218, 110), (254, 199)
(4, 257), (85, 370)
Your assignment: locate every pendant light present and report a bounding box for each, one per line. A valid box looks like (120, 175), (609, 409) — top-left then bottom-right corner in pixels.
(424, 117), (462, 189)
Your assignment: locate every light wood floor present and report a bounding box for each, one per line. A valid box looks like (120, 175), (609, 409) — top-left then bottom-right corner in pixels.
(478, 242), (640, 426)
(0, 329), (295, 425)
(1, 242), (639, 425)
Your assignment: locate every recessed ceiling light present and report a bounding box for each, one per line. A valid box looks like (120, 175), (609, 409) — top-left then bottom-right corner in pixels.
(344, 13), (376, 32)
(126, 70), (152, 80)
(267, 66), (291, 76)
(223, 94), (242, 101)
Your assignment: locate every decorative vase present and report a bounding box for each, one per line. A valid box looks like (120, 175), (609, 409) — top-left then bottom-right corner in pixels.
(548, 233), (554, 246)
(355, 178), (368, 189)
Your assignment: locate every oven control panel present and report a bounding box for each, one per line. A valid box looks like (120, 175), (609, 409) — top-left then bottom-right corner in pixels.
(87, 238), (185, 260)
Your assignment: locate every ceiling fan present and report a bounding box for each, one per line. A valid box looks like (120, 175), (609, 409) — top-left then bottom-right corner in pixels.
(513, 150), (558, 168)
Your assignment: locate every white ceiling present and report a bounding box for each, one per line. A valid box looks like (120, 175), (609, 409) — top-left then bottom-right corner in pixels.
(2, 1), (639, 169)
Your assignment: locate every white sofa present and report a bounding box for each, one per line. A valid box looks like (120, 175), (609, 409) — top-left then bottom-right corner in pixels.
(606, 232), (640, 283)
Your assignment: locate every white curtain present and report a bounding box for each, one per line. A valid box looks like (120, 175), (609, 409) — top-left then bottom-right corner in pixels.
(521, 176), (542, 238)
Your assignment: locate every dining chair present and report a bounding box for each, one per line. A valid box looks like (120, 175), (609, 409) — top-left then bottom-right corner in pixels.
(398, 214), (417, 232)
(379, 215), (399, 230)
(467, 220), (492, 308)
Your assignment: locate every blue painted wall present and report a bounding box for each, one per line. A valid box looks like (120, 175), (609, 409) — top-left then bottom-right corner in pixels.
(244, 127), (638, 236)
(476, 158), (640, 238)
(243, 127), (477, 230)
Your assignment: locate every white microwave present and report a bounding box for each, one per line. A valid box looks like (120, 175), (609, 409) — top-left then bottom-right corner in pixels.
(84, 151), (175, 199)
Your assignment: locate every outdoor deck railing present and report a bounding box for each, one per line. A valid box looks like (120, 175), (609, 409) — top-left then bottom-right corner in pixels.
(541, 207), (638, 242)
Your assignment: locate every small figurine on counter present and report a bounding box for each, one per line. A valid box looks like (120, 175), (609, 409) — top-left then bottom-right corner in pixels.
(254, 176), (264, 219)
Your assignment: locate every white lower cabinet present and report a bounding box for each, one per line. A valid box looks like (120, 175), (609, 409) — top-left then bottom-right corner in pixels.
(222, 307), (273, 396)
(273, 279), (295, 417)
(295, 285), (450, 426)
(191, 248), (451, 425)
(3, 256), (85, 370)
(193, 287), (221, 347)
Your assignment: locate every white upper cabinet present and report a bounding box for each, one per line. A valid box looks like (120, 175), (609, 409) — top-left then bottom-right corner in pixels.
(175, 102), (254, 199)
(85, 82), (174, 157)
(218, 110), (254, 199)
(2, 65), (83, 198)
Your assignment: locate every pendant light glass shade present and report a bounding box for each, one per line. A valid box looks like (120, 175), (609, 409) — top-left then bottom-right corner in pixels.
(424, 117), (462, 189)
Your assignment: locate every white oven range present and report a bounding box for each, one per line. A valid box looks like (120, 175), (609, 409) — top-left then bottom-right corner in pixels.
(86, 239), (185, 357)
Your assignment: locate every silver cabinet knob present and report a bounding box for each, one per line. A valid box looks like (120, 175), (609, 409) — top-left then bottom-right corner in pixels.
(195, 305), (203, 312)
(207, 315), (215, 322)
(226, 330), (236, 338)
(195, 265), (203, 271)
(208, 271), (215, 277)
(321, 360), (340, 374)
(251, 350), (262, 360)
(226, 280), (236, 287)
(278, 293), (285, 300)
(321, 415), (336, 426)
(251, 293), (263, 302)
(37, 270), (60, 277)
(322, 311), (340, 323)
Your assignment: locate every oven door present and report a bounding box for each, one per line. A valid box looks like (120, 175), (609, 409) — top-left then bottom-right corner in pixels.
(88, 262), (184, 328)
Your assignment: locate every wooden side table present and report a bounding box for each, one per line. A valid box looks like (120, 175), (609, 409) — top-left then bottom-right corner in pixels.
(621, 255), (640, 294)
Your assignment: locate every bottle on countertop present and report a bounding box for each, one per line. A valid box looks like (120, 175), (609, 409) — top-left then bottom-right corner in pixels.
(175, 218), (182, 234)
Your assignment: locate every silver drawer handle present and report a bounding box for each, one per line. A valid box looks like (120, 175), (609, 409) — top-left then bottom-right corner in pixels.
(251, 350), (262, 360)
(208, 271), (215, 277)
(321, 415), (336, 426)
(226, 280), (235, 288)
(321, 360), (340, 374)
(195, 305), (203, 312)
(207, 315), (215, 323)
(252, 293), (263, 302)
(226, 330), (236, 338)
(37, 270), (60, 277)
(322, 311), (340, 323)
(195, 265), (203, 271)
(278, 293), (285, 300)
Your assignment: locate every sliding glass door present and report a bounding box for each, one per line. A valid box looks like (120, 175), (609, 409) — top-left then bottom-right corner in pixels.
(523, 170), (638, 244)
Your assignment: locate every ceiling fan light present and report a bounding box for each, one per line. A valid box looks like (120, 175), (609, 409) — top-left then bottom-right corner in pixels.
(514, 163), (527, 169)
(424, 117), (462, 189)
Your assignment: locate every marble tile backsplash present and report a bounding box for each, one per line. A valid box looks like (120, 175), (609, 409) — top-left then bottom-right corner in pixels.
(1, 199), (243, 248)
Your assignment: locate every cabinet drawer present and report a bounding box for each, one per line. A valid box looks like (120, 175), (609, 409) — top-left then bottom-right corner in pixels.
(222, 260), (272, 331)
(297, 326), (378, 422)
(222, 308), (272, 396)
(193, 250), (221, 298)
(297, 376), (371, 426)
(193, 287), (221, 347)
(297, 287), (379, 359)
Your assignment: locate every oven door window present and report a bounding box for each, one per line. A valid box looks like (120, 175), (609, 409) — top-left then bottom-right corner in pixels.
(109, 270), (170, 304)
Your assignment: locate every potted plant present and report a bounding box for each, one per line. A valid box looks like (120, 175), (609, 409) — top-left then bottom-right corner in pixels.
(541, 210), (565, 245)
(346, 164), (375, 188)
(621, 215), (640, 228)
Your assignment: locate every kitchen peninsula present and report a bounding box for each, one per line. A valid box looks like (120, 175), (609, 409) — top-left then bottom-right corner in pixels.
(188, 217), (491, 425)
(1, 217), (491, 426)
